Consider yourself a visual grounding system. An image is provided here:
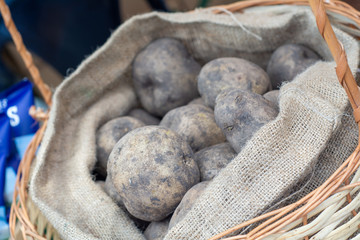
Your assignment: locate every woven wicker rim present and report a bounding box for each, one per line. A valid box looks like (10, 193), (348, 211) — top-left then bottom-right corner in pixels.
(4, 0), (360, 239)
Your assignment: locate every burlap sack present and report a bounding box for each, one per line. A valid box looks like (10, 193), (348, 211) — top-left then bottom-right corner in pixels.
(29, 5), (360, 240)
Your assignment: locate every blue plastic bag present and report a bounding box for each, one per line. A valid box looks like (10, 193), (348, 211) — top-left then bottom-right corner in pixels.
(0, 79), (38, 157)
(0, 79), (38, 239)
(0, 114), (10, 239)
(0, 80), (38, 137)
(0, 79), (38, 201)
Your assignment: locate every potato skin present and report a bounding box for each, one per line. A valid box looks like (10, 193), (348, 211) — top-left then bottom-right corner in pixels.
(198, 57), (271, 108)
(133, 38), (201, 117)
(128, 108), (160, 126)
(144, 218), (170, 240)
(187, 97), (205, 106)
(263, 90), (279, 110)
(96, 116), (145, 176)
(160, 104), (226, 152)
(214, 89), (278, 153)
(99, 179), (151, 231)
(104, 176), (124, 207)
(108, 126), (200, 222)
(267, 44), (320, 89)
(169, 181), (209, 230)
(194, 142), (236, 181)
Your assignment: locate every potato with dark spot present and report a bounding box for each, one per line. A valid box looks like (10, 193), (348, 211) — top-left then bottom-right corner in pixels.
(267, 44), (320, 89)
(169, 181), (209, 230)
(133, 38), (201, 116)
(214, 89), (278, 153)
(263, 90), (279, 110)
(187, 97), (205, 106)
(108, 126), (200, 221)
(160, 104), (226, 152)
(128, 108), (161, 126)
(144, 218), (170, 240)
(96, 116), (145, 176)
(194, 143), (236, 181)
(198, 57), (271, 108)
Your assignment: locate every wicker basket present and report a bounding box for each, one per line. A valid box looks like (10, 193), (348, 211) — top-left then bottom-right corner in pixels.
(5, 0), (360, 239)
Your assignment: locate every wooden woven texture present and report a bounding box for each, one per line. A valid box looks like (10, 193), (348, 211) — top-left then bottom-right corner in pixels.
(4, 0), (360, 239)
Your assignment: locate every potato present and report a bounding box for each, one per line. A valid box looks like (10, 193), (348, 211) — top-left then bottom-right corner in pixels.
(267, 44), (320, 89)
(214, 89), (278, 153)
(133, 38), (201, 116)
(100, 179), (150, 231)
(194, 143), (236, 181)
(160, 104), (226, 152)
(187, 97), (205, 106)
(263, 90), (279, 110)
(128, 108), (160, 126)
(144, 218), (170, 240)
(96, 116), (145, 176)
(197, 57), (271, 108)
(108, 126), (200, 221)
(169, 181), (209, 230)
(129, 214), (150, 232)
(104, 176), (124, 207)
(98, 180), (151, 231)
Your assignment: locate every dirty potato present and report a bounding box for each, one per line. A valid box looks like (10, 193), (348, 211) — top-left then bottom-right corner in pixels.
(267, 44), (320, 89)
(214, 89), (278, 153)
(104, 176), (124, 207)
(187, 97), (205, 106)
(197, 57), (271, 108)
(108, 126), (200, 221)
(104, 179), (150, 231)
(96, 117), (145, 176)
(133, 38), (201, 116)
(128, 108), (161, 125)
(263, 90), (279, 110)
(160, 104), (226, 152)
(144, 218), (170, 240)
(194, 142), (236, 181)
(169, 181), (210, 230)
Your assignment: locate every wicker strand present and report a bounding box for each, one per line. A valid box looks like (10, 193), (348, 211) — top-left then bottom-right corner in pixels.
(9, 118), (49, 240)
(309, 0), (360, 120)
(0, 0), (52, 106)
(303, 216), (309, 240)
(211, 100), (360, 237)
(344, 178), (358, 217)
(211, 141), (360, 240)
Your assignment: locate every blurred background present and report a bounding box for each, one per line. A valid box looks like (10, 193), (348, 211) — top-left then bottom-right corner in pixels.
(0, 0), (242, 93)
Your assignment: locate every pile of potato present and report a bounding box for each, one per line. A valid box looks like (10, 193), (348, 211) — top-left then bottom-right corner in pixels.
(94, 38), (320, 239)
